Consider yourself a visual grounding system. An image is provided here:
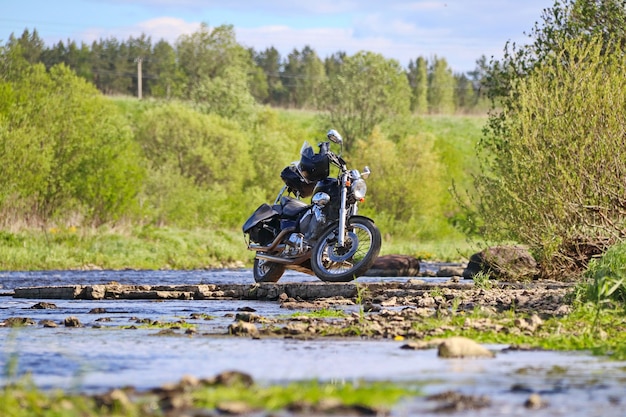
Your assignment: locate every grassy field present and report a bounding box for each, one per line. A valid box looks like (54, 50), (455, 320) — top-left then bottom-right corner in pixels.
(0, 225), (476, 270)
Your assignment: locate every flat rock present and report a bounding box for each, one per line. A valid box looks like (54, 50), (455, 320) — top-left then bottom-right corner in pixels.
(438, 336), (495, 358)
(364, 254), (421, 277)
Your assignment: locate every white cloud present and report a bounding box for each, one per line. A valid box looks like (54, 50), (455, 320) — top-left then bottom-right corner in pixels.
(78, 17), (198, 44)
(55, 0), (553, 72)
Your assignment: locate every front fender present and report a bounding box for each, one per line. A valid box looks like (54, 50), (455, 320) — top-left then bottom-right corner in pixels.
(347, 215), (376, 224)
(318, 215), (377, 236)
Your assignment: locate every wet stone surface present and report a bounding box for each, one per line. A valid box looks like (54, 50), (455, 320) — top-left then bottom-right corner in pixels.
(1, 268), (626, 416)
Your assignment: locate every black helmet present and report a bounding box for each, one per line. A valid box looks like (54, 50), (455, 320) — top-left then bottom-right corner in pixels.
(299, 141), (330, 182)
(280, 165), (315, 197)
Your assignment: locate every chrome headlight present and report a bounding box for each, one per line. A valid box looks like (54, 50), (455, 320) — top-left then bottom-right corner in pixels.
(351, 178), (367, 200)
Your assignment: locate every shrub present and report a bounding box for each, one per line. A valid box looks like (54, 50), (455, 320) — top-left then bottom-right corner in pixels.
(473, 35), (626, 278)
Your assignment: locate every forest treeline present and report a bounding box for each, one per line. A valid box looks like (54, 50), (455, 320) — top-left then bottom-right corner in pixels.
(2, 23), (490, 115)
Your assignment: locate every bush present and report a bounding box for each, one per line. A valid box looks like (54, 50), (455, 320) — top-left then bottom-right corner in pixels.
(0, 62), (143, 225)
(473, 35), (626, 278)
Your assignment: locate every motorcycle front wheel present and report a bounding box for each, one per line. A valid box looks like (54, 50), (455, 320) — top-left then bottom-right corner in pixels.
(311, 217), (381, 282)
(253, 257), (286, 283)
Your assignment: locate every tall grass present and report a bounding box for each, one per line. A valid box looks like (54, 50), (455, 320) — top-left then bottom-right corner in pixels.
(581, 242), (626, 309)
(0, 226), (249, 270)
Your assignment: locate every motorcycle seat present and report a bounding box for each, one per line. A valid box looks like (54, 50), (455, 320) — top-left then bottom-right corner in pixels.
(278, 196), (309, 219)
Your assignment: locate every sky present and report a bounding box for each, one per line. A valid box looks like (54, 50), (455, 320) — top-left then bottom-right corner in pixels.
(0, 0), (555, 73)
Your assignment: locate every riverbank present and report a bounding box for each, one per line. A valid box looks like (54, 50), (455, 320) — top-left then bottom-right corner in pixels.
(0, 225), (473, 271)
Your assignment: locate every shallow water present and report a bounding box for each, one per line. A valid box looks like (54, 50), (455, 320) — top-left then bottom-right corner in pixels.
(1, 269), (626, 416)
(0, 267), (455, 291)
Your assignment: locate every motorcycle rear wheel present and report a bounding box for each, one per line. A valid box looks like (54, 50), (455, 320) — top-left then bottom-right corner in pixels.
(253, 257), (286, 283)
(311, 217), (381, 282)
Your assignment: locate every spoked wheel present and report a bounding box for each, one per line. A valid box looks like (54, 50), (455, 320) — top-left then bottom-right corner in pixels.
(311, 217), (381, 282)
(253, 257), (286, 283)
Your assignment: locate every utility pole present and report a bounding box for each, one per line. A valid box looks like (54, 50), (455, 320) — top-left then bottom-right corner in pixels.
(135, 57), (143, 99)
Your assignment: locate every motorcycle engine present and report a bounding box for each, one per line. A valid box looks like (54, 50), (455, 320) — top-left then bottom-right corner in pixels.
(284, 192), (330, 257)
(299, 206), (326, 241)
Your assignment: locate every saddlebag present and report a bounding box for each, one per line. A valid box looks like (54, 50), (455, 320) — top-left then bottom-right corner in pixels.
(242, 204), (280, 245)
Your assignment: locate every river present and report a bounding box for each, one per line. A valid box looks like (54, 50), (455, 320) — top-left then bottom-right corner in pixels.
(1, 268), (625, 416)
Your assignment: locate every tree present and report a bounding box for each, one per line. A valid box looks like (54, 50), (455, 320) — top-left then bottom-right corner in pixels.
(318, 51), (411, 149)
(151, 39), (180, 98)
(353, 128), (448, 240)
(176, 23), (256, 119)
(486, 0), (626, 103)
(176, 23), (251, 97)
(407, 56), (428, 114)
(282, 46), (325, 108)
(324, 52), (346, 78)
(428, 56), (455, 114)
(134, 101), (254, 227)
(6, 28), (45, 64)
(466, 55), (490, 110)
(135, 101), (252, 190)
(190, 65), (256, 120)
(454, 73), (473, 112)
(253, 47), (285, 105)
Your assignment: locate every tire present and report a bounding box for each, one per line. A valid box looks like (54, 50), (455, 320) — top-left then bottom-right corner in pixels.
(253, 257), (286, 283)
(311, 217), (381, 282)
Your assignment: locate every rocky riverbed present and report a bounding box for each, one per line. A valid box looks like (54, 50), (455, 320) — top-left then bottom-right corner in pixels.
(2, 270), (625, 416)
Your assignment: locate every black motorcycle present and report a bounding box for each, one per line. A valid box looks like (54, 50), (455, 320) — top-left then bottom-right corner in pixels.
(242, 129), (381, 282)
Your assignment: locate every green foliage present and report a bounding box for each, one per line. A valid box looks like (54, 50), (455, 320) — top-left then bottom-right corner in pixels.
(0, 60), (143, 225)
(582, 243), (626, 309)
(191, 64), (257, 121)
(486, 0), (626, 103)
(136, 101), (252, 189)
(3, 22), (490, 114)
(283, 46), (326, 108)
(474, 35), (626, 278)
(134, 100), (256, 228)
(176, 24), (252, 96)
(427, 56), (456, 114)
(407, 56), (428, 113)
(352, 127), (461, 242)
(318, 51), (411, 147)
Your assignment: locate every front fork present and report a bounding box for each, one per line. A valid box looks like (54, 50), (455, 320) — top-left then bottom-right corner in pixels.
(337, 172), (357, 247)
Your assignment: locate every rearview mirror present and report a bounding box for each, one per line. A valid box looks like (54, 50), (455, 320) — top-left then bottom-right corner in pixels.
(326, 129), (343, 145)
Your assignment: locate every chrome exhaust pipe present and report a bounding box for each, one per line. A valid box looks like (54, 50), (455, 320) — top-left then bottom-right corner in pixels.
(248, 227), (295, 252)
(256, 253), (309, 265)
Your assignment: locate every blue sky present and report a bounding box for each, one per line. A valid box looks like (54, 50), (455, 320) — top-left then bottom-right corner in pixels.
(1, 0), (554, 73)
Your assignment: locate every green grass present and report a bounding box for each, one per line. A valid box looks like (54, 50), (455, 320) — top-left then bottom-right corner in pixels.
(194, 379), (419, 411)
(408, 302), (626, 360)
(0, 224), (474, 270)
(0, 377), (421, 417)
(0, 225), (249, 270)
(381, 236), (475, 262)
(290, 308), (348, 319)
